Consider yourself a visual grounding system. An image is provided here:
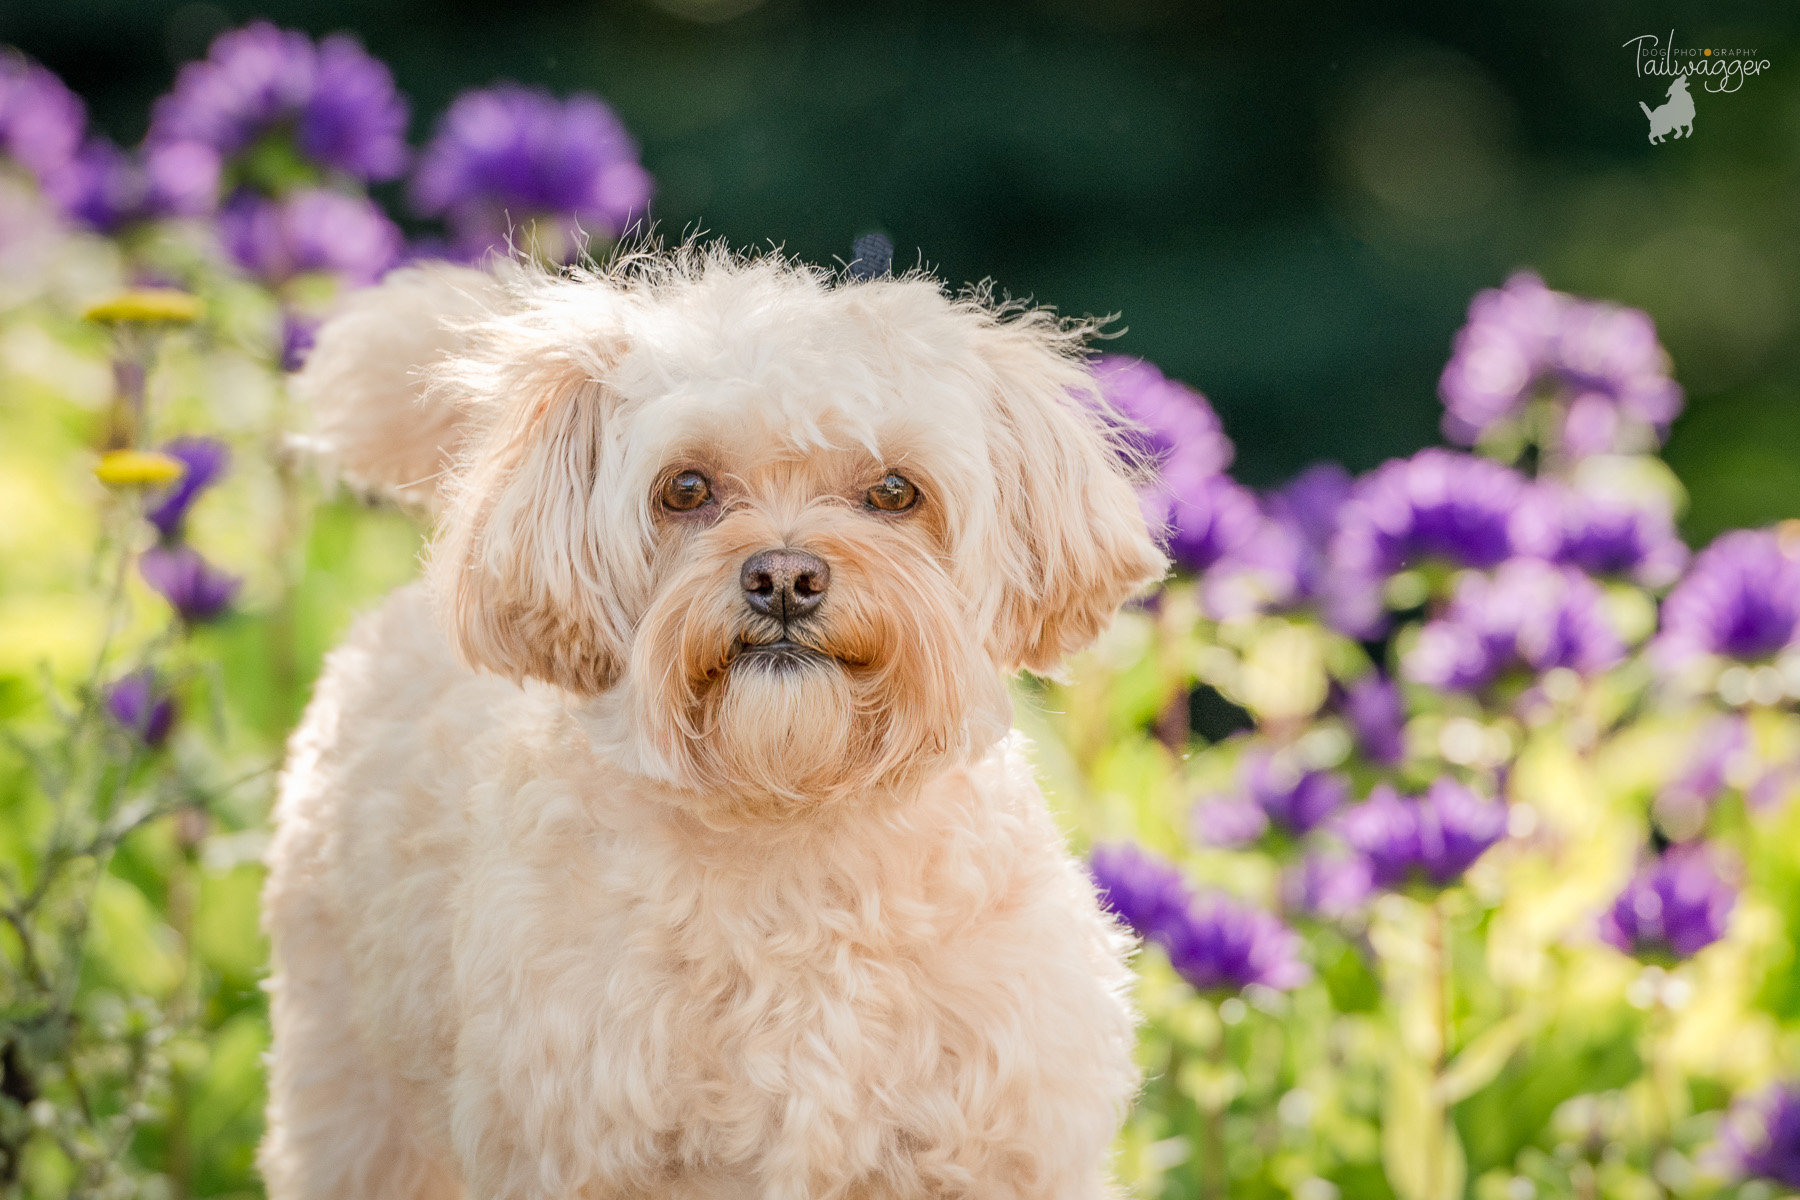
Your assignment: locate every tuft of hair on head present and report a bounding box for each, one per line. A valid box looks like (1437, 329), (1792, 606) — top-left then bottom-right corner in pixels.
(290, 261), (515, 512)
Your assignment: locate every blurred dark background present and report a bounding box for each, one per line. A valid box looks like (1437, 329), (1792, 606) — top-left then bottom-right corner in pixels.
(7, 0), (1795, 539)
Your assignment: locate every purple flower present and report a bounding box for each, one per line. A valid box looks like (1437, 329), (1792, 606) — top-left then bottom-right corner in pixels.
(1164, 892), (1312, 993)
(1089, 356), (1257, 574)
(411, 84), (653, 260)
(146, 22), (407, 212)
(281, 310), (320, 372)
(302, 34), (412, 181)
(1192, 796), (1270, 847)
(1088, 842), (1194, 948)
(1340, 780), (1507, 889)
(1720, 1084), (1800, 1188)
(1598, 844), (1735, 960)
(1201, 517), (1307, 619)
(216, 188), (402, 287)
(1439, 272), (1682, 457)
(1251, 759), (1350, 836)
(1656, 530), (1800, 668)
(1195, 756), (1347, 846)
(1511, 484), (1689, 588)
(1089, 842), (1310, 993)
(1270, 462), (1355, 550)
(143, 140), (220, 219)
(105, 669), (176, 748)
(1284, 853), (1375, 922)
(1092, 355), (1234, 478)
(1655, 716), (1750, 836)
(1204, 464), (1353, 619)
(0, 50), (84, 181)
(1438, 271), (1565, 440)
(1340, 673), (1406, 766)
(1158, 472), (1263, 574)
(1404, 559), (1623, 693)
(1327, 449), (1528, 635)
(40, 137), (152, 232)
(144, 437), (229, 540)
(140, 544), (240, 623)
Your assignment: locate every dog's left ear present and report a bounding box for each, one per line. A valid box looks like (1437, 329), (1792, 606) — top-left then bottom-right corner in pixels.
(975, 315), (1169, 674)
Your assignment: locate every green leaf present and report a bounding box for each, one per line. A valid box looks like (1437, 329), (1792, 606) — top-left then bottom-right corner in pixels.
(1437, 1014), (1532, 1105)
(1382, 1054), (1467, 1200)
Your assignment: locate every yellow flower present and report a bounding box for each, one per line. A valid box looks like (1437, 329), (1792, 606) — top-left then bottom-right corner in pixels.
(94, 450), (185, 487)
(82, 290), (204, 326)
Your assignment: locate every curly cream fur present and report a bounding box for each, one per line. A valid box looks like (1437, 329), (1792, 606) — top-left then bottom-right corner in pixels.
(262, 247), (1168, 1199)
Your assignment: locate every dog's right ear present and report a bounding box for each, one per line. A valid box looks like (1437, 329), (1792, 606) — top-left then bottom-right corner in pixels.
(425, 276), (635, 696)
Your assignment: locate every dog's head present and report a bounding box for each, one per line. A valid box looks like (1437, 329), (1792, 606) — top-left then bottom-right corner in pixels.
(423, 250), (1166, 815)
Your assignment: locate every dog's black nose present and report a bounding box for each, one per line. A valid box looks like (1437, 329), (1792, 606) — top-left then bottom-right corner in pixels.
(740, 548), (830, 621)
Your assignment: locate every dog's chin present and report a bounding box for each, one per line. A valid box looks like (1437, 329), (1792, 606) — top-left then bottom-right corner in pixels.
(629, 625), (988, 823)
(692, 642), (869, 816)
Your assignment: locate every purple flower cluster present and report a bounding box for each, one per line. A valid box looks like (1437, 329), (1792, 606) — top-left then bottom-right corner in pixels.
(1339, 673), (1406, 766)
(1204, 463), (1353, 620)
(217, 188), (401, 287)
(1284, 853), (1375, 921)
(0, 50), (83, 180)
(411, 85), (653, 261)
(43, 137), (152, 233)
(1722, 1084), (1800, 1188)
(146, 22), (408, 210)
(1, 29), (660, 311)
(1339, 780), (1507, 889)
(1195, 752), (1349, 846)
(1089, 842), (1311, 993)
(1598, 845), (1736, 960)
(1657, 529), (1800, 669)
(1327, 449), (1527, 635)
(1439, 271), (1682, 457)
(1404, 559), (1623, 693)
(1092, 355), (1259, 573)
(1654, 716), (1754, 836)
(1510, 484), (1688, 588)
(0, 50), (160, 234)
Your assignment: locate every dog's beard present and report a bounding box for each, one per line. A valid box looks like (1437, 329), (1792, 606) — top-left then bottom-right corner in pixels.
(628, 521), (1004, 819)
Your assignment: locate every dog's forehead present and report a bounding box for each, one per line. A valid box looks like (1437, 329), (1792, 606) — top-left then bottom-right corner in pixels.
(604, 277), (994, 456)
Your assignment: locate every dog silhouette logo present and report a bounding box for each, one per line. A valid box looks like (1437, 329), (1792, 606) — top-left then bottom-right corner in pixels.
(1640, 72), (1695, 142)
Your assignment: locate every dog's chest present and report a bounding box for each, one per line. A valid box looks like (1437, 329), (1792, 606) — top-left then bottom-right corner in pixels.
(615, 842), (958, 1127)
(460, 798), (1011, 1185)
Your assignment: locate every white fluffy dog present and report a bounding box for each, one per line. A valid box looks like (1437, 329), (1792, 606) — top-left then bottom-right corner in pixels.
(261, 248), (1168, 1200)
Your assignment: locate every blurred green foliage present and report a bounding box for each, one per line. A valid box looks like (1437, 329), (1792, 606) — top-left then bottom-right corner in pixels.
(0, 265), (419, 1192)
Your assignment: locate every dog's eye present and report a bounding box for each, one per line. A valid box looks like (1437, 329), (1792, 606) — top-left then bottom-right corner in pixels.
(660, 471), (712, 512)
(866, 473), (919, 513)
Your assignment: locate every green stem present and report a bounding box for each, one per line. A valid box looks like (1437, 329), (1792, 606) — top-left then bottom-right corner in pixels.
(1201, 1006), (1229, 1200)
(1424, 896), (1450, 1200)
(1645, 989), (1684, 1149)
